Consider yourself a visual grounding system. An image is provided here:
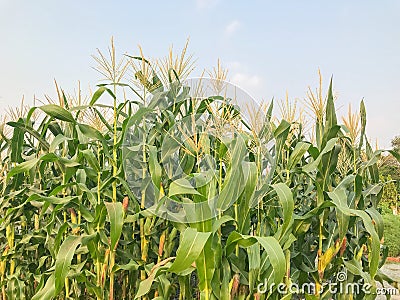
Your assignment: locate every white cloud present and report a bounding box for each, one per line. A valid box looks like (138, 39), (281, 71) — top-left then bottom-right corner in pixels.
(196, 0), (219, 10)
(224, 61), (263, 97)
(224, 20), (241, 37)
(231, 72), (262, 90)
(226, 61), (242, 70)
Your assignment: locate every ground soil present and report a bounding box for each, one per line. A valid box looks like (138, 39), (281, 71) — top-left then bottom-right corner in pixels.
(376, 263), (400, 300)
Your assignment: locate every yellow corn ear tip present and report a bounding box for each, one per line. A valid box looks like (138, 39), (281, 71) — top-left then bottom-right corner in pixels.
(158, 231), (166, 257)
(0, 246), (7, 259)
(69, 208), (77, 224)
(319, 242), (343, 279)
(6, 225), (10, 238)
(315, 281), (322, 295)
(340, 237), (347, 256)
(324, 247), (335, 263)
(122, 196), (129, 212)
(159, 182), (165, 197)
(0, 262), (5, 274)
(230, 273), (240, 297)
(104, 248), (110, 258)
(356, 246), (364, 261)
(34, 214), (39, 230)
(334, 239), (341, 249)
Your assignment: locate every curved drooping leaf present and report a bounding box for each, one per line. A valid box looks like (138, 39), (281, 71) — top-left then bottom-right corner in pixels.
(168, 178), (202, 197)
(303, 138), (338, 174)
(272, 183), (294, 241)
(226, 232), (286, 286)
(6, 158), (39, 179)
(238, 161), (258, 233)
(168, 227), (211, 274)
(327, 181), (380, 278)
(90, 86), (107, 106)
(105, 202), (124, 250)
(55, 235), (82, 295)
(32, 274), (56, 300)
(49, 134), (70, 153)
(135, 259), (173, 299)
(287, 141), (310, 170)
(40, 104), (75, 123)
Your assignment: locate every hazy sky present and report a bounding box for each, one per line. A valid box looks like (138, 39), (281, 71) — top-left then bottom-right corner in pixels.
(0, 0), (399, 147)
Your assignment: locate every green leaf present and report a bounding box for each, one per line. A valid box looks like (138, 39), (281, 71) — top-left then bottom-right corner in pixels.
(226, 233), (286, 286)
(135, 262), (172, 299)
(359, 99), (367, 151)
(196, 236), (215, 299)
(40, 104), (75, 123)
(10, 119), (24, 163)
(81, 149), (101, 172)
(327, 181), (380, 278)
(168, 178), (202, 197)
(272, 183), (294, 241)
(169, 227), (211, 274)
(366, 207), (384, 240)
(247, 243), (261, 292)
(90, 86), (107, 106)
(30, 194), (78, 205)
(303, 138), (338, 173)
(32, 274), (55, 300)
(49, 134), (70, 153)
(77, 123), (105, 142)
(287, 142), (310, 170)
(325, 77), (337, 131)
(238, 161), (258, 233)
(7, 158), (39, 179)
(212, 215), (234, 234)
(54, 223), (69, 255)
(148, 145), (162, 189)
(255, 236), (286, 286)
(217, 137), (247, 211)
(55, 236), (82, 295)
(274, 120), (291, 165)
(7, 121), (50, 150)
(105, 202), (124, 250)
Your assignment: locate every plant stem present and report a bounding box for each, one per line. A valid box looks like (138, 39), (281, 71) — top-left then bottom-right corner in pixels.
(112, 94), (117, 204)
(140, 119), (148, 285)
(65, 277), (70, 298)
(109, 250), (115, 300)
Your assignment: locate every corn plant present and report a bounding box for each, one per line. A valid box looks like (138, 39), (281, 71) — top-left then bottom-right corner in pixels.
(0, 41), (399, 300)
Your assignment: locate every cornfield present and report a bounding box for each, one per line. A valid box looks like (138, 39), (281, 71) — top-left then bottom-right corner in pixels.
(0, 40), (399, 300)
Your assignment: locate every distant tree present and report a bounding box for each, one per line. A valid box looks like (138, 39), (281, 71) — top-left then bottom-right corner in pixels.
(380, 155), (400, 181)
(380, 136), (400, 181)
(380, 174), (399, 214)
(392, 135), (400, 153)
(379, 136), (400, 212)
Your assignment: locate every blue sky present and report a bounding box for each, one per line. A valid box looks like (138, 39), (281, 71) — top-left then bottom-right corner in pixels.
(0, 0), (399, 147)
